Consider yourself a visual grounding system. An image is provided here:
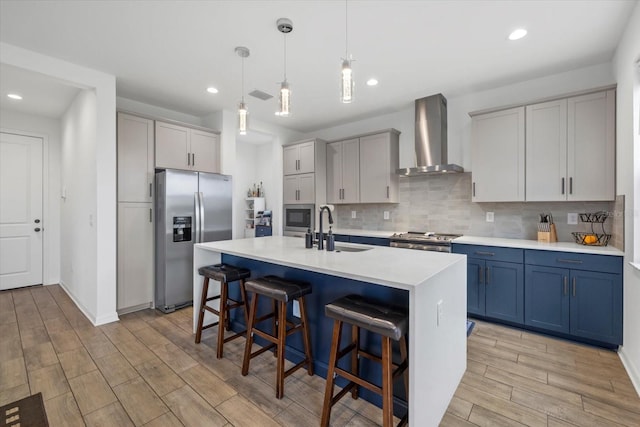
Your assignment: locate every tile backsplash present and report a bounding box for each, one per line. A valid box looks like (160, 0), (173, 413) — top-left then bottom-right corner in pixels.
(335, 173), (623, 250)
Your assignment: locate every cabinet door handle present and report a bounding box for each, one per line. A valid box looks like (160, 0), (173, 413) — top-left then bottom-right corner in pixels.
(478, 266), (484, 285)
(474, 251), (495, 257)
(149, 183), (152, 197)
(472, 182), (476, 197)
(572, 277), (576, 297)
(386, 185), (389, 199)
(569, 177), (573, 195)
(187, 152), (191, 166)
(485, 267), (490, 284)
(149, 208), (152, 223)
(561, 178), (565, 195)
(563, 276), (568, 295)
(557, 258), (583, 264)
(192, 153), (195, 166)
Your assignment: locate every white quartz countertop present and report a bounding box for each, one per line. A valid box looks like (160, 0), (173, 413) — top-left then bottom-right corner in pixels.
(196, 236), (465, 290)
(453, 235), (624, 256)
(330, 228), (397, 238)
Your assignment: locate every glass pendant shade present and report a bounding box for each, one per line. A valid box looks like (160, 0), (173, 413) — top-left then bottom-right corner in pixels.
(238, 101), (248, 135)
(341, 59), (353, 103)
(279, 81), (291, 117)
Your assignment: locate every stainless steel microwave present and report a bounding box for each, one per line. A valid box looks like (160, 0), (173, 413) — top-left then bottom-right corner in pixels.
(283, 204), (314, 236)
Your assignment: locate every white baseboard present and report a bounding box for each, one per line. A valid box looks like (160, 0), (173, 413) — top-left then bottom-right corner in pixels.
(57, 280), (119, 326)
(619, 347), (640, 397)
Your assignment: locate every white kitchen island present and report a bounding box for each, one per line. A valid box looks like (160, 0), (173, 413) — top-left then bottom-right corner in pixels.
(193, 236), (467, 427)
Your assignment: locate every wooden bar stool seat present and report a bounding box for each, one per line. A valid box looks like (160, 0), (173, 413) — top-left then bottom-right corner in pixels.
(241, 275), (314, 399)
(195, 264), (251, 359)
(321, 294), (409, 427)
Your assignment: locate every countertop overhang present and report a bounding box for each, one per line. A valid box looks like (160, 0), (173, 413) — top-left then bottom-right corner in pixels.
(453, 235), (624, 256)
(196, 236), (466, 290)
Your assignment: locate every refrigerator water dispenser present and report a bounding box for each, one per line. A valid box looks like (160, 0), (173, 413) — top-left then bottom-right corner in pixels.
(173, 216), (192, 242)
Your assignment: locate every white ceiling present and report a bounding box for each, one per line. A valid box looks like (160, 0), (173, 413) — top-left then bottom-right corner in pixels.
(0, 0), (636, 131)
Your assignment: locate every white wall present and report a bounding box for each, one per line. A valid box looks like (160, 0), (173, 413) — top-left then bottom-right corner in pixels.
(1, 42), (118, 325)
(117, 96), (204, 127)
(0, 110), (61, 285)
(60, 90), (98, 317)
(612, 1), (640, 394)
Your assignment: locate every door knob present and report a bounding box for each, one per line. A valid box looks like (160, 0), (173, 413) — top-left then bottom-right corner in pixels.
(35, 219), (40, 223)
(34, 228), (41, 232)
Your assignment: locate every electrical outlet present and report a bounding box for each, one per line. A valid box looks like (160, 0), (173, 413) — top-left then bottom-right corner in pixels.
(293, 300), (300, 318)
(437, 300), (443, 326)
(351, 210), (356, 219)
(486, 212), (494, 223)
(568, 213), (578, 225)
(383, 211), (390, 220)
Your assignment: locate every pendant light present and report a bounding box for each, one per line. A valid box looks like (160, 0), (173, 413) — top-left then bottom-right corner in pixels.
(277, 18), (293, 117)
(340, 0), (354, 103)
(235, 46), (250, 135)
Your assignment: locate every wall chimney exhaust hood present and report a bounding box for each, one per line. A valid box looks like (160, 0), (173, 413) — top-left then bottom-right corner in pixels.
(396, 93), (464, 176)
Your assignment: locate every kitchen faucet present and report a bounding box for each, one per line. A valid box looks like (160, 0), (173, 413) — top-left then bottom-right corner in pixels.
(317, 205), (334, 250)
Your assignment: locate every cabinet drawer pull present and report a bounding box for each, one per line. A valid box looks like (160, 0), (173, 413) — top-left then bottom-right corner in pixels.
(572, 277), (576, 297)
(563, 276), (568, 295)
(474, 251), (495, 256)
(557, 258), (583, 264)
(149, 183), (152, 197)
(478, 267), (483, 285)
(472, 182), (476, 197)
(485, 267), (490, 284)
(561, 177), (565, 195)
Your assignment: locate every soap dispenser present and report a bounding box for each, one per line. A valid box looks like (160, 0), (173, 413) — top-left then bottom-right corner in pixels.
(326, 227), (335, 252)
(305, 228), (313, 248)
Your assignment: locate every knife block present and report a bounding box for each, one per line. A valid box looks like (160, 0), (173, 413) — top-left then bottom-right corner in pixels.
(537, 223), (557, 243)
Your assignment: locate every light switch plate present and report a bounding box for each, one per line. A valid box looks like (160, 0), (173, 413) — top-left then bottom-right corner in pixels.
(486, 212), (494, 222)
(351, 211), (356, 219)
(383, 211), (390, 220)
(568, 213), (578, 225)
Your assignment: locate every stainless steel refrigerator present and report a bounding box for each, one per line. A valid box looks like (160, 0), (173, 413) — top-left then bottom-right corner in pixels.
(155, 169), (232, 313)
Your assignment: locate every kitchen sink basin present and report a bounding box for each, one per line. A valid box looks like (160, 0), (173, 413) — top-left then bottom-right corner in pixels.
(334, 245), (372, 253)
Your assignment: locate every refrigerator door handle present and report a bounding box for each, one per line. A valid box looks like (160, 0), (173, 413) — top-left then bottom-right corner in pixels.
(194, 192), (201, 243)
(198, 191), (205, 243)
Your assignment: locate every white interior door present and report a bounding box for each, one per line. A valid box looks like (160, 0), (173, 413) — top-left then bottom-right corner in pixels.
(0, 132), (43, 290)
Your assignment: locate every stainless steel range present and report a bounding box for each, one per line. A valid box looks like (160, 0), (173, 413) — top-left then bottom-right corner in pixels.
(390, 231), (462, 252)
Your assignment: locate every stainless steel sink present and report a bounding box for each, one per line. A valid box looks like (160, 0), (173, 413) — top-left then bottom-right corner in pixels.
(334, 245), (372, 253)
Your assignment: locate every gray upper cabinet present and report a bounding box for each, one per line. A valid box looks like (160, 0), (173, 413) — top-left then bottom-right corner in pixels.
(471, 107), (525, 202)
(284, 140), (315, 175)
(327, 138), (359, 204)
(359, 131), (400, 203)
(525, 99), (568, 201)
(526, 89), (615, 201)
(155, 121), (220, 173)
(567, 90), (615, 201)
(472, 88), (615, 202)
(117, 113), (154, 203)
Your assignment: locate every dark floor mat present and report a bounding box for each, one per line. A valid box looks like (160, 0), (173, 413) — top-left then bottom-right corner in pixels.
(1, 393), (49, 427)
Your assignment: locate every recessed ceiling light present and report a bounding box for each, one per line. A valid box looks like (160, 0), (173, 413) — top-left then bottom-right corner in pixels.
(366, 78), (379, 86)
(206, 87), (219, 94)
(508, 28), (527, 41)
(7, 93), (23, 100)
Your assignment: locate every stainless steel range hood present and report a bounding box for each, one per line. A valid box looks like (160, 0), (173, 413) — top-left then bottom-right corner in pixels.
(396, 93), (464, 176)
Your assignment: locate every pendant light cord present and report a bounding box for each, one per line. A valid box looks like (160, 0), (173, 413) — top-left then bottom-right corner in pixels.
(345, 0), (348, 58)
(283, 33), (287, 81)
(241, 55), (245, 103)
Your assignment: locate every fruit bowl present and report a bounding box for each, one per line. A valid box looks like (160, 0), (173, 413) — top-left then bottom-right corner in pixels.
(572, 232), (610, 246)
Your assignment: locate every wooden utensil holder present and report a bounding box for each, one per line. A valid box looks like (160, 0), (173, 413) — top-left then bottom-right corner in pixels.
(537, 223), (557, 243)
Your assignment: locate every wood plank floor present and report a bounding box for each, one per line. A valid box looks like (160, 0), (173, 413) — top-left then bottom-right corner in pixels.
(1, 285), (638, 426)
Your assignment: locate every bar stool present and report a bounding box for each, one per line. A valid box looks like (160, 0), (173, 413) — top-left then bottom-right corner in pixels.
(241, 275), (314, 399)
(321, 294), (409, 427)
(195, 264), (251, 359)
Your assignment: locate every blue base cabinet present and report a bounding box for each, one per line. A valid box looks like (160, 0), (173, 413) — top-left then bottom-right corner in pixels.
(525, 250), (622, 346)
(452, 244), (524, 324)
